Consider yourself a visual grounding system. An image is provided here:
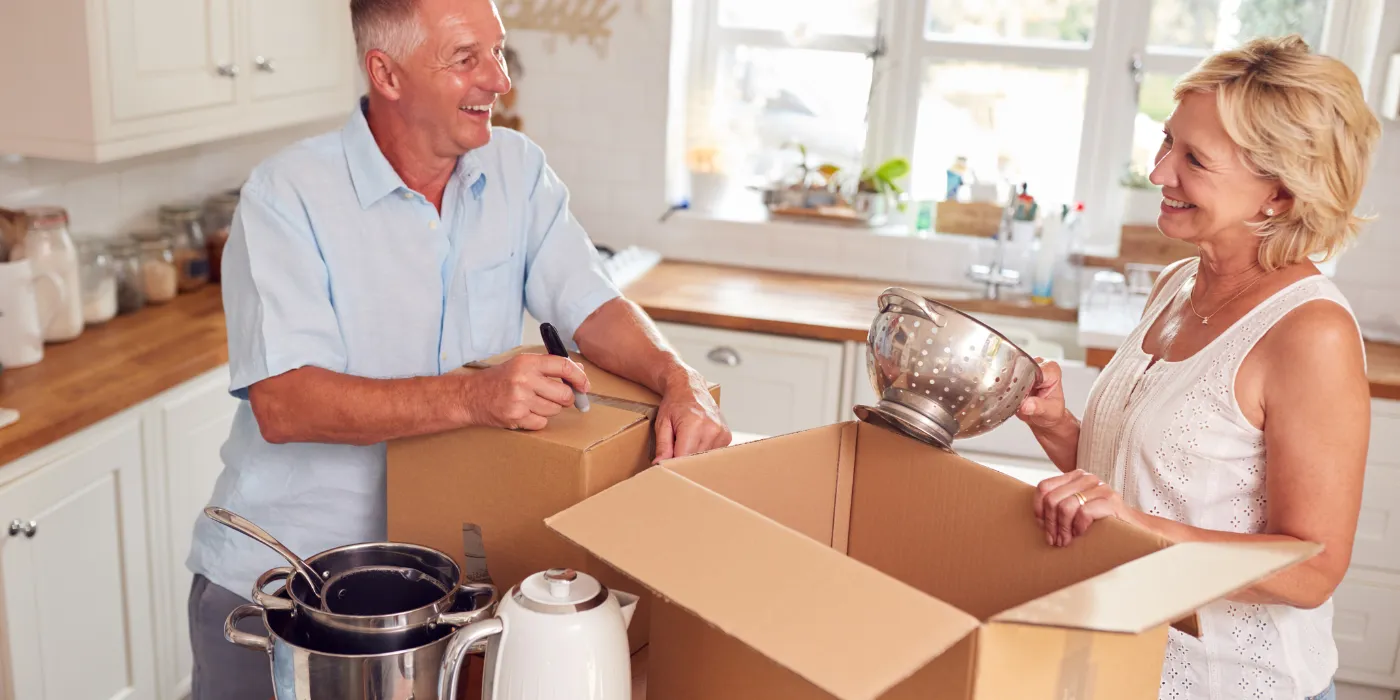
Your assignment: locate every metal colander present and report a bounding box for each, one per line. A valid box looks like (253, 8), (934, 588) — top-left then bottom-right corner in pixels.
(855, 287), (1042, 449)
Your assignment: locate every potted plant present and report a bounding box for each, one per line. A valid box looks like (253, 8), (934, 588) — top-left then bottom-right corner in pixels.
(1119, 163), (1163, 224)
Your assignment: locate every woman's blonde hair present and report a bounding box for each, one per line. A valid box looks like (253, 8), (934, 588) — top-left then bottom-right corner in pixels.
(1174, 34), (1381, 270)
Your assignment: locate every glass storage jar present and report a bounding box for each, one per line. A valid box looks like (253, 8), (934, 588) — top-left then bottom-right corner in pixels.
(130, 231), (179, 304)
(74, 237), (118, 325)
(20, 206), (84, 342)
(201, 189), (240, 284)
(160, 203), (210, 292)
(111, 237), (146, 314)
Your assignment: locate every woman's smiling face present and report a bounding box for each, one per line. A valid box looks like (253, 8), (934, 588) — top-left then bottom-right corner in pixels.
(1149, 91), (1288, 247)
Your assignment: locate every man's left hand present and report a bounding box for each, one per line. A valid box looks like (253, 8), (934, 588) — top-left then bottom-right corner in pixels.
(653, 372), (730, 464)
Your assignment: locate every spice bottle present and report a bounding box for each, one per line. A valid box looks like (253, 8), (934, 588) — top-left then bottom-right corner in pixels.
(110, 237), (146, 314)
(74, 236), (118, 325)
(130, 231), (179, 304)
(160, 203), (210, 292)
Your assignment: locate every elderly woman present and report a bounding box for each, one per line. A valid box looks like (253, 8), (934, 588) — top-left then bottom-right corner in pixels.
(1017, 35), (1380, 700)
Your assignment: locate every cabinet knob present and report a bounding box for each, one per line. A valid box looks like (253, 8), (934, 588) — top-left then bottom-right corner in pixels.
(8, 520), (36, 538)
(254, 56), (277, 73)
(706, 346), (741, 368)
(216, 63), (240, 78)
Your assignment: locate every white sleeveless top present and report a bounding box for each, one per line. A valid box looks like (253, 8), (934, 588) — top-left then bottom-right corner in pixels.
(1078, 258), (1360, 700)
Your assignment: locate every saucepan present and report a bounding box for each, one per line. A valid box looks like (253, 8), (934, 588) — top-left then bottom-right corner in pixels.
(253, 542), (496, 653)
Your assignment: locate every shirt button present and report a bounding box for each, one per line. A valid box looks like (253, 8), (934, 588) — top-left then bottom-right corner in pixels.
(441, 352), (448, 361)
(402, 192), (413, 200)
(429, 220), (439, 230)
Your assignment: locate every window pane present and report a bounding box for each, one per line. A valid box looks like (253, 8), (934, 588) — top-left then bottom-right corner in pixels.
(925, 0), (1098, 44)
(1147, 0), (1331, 52)
(695, 46), (873, 182)
(1130, 72), (1181, 178)
(718, 0), (880, 38)
(910, 62), (1088, 206)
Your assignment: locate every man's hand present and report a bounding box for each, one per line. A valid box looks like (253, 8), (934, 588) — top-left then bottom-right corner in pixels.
(463, 354), (590, 431)
(653, 369), (731, 463)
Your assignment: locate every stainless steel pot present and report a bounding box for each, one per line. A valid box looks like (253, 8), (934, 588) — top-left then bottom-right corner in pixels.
(225, 603), (477, 700)
(254, 542), (495, 653)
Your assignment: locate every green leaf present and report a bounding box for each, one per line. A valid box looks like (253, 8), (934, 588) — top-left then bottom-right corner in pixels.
(874, 158), (911, 182)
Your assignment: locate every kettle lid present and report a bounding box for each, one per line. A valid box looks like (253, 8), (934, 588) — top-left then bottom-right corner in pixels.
(516, 568), (607, 613)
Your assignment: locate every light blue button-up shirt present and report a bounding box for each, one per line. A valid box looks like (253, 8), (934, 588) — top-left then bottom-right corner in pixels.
(187, 100), (620, 599)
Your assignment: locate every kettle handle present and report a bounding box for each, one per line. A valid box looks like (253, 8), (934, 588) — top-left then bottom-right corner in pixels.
(437, 617), (504, 700)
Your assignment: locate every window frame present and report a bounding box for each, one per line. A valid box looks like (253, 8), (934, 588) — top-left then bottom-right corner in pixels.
(688, 0), (1372, 254)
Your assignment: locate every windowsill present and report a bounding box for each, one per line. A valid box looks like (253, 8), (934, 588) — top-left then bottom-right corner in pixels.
(646, 200), (1123, 292)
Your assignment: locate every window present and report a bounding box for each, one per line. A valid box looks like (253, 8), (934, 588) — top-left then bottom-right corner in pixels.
(684, 0), (1372, 251)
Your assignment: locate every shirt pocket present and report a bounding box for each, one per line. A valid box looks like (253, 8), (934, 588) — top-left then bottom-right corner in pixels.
(465, 255), (523, 355)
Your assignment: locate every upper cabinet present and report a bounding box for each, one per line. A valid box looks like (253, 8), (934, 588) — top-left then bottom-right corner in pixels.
(0, 0), (356, 163)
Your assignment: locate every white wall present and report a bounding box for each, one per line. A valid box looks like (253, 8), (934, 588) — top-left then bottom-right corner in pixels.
(0, 118), (341, 238)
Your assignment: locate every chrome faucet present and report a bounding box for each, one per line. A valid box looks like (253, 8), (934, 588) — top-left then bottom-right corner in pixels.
(967, 260), (1021, 300)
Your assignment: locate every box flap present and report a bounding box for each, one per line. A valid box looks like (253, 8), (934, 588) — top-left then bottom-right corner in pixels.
(990, 541), (1322, 634)
(547, 467), (982, 700)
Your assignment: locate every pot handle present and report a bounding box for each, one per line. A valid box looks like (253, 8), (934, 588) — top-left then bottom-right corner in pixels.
(433, 582), (498, 627)
(438, 618), (504, 700)
(224, 604), (271, 652)
(252, 567), (296, 611)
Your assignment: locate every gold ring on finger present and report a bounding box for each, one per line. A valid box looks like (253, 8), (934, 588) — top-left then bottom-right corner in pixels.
(1073, 492), (1088, 507)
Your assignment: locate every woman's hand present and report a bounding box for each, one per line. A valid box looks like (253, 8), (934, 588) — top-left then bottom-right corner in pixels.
(1033, 469), (1141, 547)
(1017, 358), (1069, 430)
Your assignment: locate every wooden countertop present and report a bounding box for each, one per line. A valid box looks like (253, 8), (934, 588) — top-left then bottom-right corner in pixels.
(622, 261), (1077, 344)
(0, 286), (229, 466)
(2, 261), (1396, 467)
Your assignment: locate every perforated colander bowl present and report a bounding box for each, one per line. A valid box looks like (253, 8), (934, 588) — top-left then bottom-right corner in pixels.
(855, 287), (1043, 448)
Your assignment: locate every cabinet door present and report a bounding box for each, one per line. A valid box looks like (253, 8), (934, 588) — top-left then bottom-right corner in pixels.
(245, 0), (354, 102)
(152, 368), (239, 699)
(656, 323), (845, 438)
(106, 0), (238, 121)
(1333, 567), (1400, 689)
(0, 419), (156, 700)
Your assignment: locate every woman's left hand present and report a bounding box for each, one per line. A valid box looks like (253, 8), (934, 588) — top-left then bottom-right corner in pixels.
(1034, 469), (1141, 547)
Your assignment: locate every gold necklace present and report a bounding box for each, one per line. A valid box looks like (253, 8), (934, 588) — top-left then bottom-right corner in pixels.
(1186, 271), (1269, 325)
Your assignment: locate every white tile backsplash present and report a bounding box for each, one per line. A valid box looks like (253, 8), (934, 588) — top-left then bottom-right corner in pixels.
(0, 118), (339, 239)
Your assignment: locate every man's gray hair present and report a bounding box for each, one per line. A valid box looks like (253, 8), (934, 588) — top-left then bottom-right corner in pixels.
(351, 0), (426, 63)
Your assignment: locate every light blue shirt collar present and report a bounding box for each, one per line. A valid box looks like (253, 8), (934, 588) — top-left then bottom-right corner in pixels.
(342, 97), (487, 209)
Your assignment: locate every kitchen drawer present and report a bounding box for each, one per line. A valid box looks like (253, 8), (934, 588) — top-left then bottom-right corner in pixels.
(1334, 567), (1400, 689)
(656, 322), (846, 438)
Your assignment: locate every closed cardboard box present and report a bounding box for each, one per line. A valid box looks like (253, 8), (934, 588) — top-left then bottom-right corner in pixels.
(548, 420), (1319, 699)
(387, 345), (719, 653)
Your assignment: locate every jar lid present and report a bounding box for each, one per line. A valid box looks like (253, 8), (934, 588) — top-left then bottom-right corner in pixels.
(159, 203), (203, 224)
(73, 235), (111, 253)
(23, 206), (69, 230)
(109, 237), (140, 255)
(129, 230), (170, 246)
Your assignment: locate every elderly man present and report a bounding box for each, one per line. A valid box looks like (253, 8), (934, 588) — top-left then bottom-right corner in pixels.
(184, 0), (730, 695)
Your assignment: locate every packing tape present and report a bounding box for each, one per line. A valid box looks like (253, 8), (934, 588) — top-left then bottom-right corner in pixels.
(1054, 631), (1097, 700)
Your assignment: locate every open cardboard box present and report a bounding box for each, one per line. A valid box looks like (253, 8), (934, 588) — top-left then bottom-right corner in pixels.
(547, 420), (1319, 700)
(386, 345), (719, 653)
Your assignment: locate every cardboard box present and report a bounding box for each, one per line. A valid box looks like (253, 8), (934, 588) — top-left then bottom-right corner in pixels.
(386, 345), (720, 653)
(548, 421), (1320, 700)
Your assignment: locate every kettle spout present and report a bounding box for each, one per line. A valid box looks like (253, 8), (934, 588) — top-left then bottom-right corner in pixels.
(614, 591), (640, 629)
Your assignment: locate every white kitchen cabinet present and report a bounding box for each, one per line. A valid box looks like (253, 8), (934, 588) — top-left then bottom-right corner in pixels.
(0, 0), (355, 162)
(0, 416), (157, 700)
(142, 367), (239, 700)
(656, 322), (846, 438)
(1335, 398), (1400, 690)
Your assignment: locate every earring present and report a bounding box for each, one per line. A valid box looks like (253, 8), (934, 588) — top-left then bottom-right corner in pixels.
(1265, 208), (1275, 216)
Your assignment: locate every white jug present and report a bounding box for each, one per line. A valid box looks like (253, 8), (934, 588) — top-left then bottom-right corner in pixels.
(0, 259), (63, 368)
(439, 568), (638, 700)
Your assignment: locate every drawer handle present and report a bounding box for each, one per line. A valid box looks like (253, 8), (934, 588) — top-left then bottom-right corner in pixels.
(216, 63), (240, 78)
(706, 346), (741, 367)
(254, 56), (277, 73)
(8, 520), (36, 538)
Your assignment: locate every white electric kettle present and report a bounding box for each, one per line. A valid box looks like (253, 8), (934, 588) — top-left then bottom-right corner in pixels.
(439, 568), (638, 700)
